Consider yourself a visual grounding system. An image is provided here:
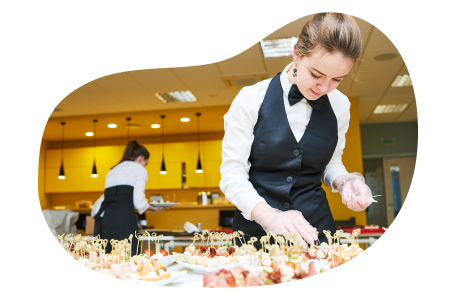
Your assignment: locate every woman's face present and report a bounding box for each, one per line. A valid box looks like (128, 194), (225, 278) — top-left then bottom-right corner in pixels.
(290, 48), (354, 100)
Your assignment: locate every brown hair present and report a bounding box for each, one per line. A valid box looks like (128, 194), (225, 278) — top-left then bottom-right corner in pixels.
(295, 13), (362, 78)
(113, 140), (150, 168)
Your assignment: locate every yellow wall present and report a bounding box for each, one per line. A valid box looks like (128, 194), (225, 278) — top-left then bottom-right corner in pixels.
(324, 96), (366, 226)
(38, 140), (51, 210)
(38, 97), (366, 225)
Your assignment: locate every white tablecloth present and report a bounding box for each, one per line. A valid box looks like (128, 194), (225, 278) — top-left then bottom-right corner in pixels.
(165, 263), (203, 287)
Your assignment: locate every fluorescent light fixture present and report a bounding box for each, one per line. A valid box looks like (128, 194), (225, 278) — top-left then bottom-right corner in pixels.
(260, 37), (299, 58)
(155, 91), (197, 103)
(373, 104), (409, 114)
(108, 123), (117, 128)
(391, 74), (456, 87)
(85, 132), (94, 136)
(180, 117), (190, 122)
(151, 124), (160, 129)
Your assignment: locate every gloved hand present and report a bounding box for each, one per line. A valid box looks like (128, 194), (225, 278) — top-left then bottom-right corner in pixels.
(251, 203), (317, 244)
(337, 172), (373, 211)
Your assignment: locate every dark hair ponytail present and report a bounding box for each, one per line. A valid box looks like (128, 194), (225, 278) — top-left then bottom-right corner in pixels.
(113, 140), (150, 168)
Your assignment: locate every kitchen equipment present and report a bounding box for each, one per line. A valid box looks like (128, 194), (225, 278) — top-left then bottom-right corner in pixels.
(202, 192), (208, 206)
(149, 202), (180, 207)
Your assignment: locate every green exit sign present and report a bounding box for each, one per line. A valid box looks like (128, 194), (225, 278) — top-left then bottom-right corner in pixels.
(381, 138), (395, 146)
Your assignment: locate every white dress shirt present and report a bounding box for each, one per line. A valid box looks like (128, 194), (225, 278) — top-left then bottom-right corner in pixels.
(220, 62), (351, 221)
(96, 161), (150, 217)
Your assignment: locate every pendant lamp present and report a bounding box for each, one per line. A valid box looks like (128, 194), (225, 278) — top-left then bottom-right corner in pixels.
(126, 117), (131, 142)
(58, 122), (66, 179)
(195, 113), (203, 173)
(91, 119), (98, 178)
(160, 115), (167, 175)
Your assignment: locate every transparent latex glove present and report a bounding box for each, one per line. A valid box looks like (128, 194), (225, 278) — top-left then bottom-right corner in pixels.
(251, 203), (318, 245)
(337, 172), (373, 212)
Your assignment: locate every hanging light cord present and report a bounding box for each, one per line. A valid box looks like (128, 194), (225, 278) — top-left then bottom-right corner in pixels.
(161, 116), (165, 156)
(61, 122), (64, 161)
(127, 118), (131, 142)
(197, 114), (200, 153)
(93, 120), (97, 161)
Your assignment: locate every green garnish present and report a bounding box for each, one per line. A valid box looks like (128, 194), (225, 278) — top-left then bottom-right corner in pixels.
(265, 279), (273, 283)
(263, 268), (270, 273)
(291, 255), (298, 260)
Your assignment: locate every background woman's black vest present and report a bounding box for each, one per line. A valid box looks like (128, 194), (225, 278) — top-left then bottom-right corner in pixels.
(232, 74), (339, 248)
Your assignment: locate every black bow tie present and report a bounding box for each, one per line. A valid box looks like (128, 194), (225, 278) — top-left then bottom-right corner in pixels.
(288, 84), (324, 110)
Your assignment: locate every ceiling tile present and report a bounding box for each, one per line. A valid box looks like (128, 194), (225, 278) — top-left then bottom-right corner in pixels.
(358, 97), (380, 124)
(395, 101), (418, 123)
(181, 77), (226, 91)
(172, 64), (221, 79)
(366, 112), (403, 124)
(129, 68), (188, 93)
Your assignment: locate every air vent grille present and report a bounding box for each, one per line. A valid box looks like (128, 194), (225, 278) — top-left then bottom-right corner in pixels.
(222, 74), (268, 90)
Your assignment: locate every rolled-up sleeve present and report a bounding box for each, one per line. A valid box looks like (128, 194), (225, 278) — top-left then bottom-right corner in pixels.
(323, 96), (351, 191)
(220, 86), (267, 220)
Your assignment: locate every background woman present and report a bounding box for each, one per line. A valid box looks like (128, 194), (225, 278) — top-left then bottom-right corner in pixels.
(94, 140), (164, 255)
(220, 13), (374, 248)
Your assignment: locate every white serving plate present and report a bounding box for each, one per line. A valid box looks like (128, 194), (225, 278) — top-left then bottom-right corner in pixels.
(149, 202), (180, 207)
(174, 259), (255, 274)
(158, 255), (176, 267)
(133, 271), (187, 286)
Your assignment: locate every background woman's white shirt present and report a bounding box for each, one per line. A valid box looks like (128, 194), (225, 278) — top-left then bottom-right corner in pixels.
(93, 161), (150, 217)
(220, 62), (351, 221)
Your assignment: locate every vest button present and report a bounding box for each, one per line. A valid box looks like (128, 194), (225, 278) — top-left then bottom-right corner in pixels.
(293, 149), (300, 156)
(284, 202), (291, 209)
(286, 176), (293, 183)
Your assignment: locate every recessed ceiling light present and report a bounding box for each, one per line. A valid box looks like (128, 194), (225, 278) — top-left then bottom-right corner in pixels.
(374, 53), (397, 61)
(391, 74), (456, 87)
(260, 37), (298, 58)
(107, 123), (117, 128)
(155, 91), (197, 103)
(373, 104), (409, 114)
(85, 132), (94, 136)
(180, 117), (190, 122)
(151, 124), (160, 129)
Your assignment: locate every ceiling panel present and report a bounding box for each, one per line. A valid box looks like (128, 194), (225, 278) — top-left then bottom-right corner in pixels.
(69, 83), (137, 114)
(172, 64), (221, 79)
(395, 101), (417, 123)
(182, 77), (226, 91)
(129, 68), (188, 93)
(43, 108), (229, 142)
(358, 97), (380, 123)
(217, 44), (266, 75)
(366, 112), (404, 124)
(264, 57), (291, 78)
(192, 89), (235, 106)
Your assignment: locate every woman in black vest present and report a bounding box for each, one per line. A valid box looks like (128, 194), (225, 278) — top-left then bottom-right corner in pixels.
(220, 13), (373, 248)
(94, 140), (165, 255)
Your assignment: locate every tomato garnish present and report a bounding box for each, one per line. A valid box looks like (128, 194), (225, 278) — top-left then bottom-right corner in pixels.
(159, 250), (168, 256)
(144, 249), (153, 257)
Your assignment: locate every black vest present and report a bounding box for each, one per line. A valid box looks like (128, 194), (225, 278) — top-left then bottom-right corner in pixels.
(94, 185), (139, 255)
(232, 74), (339, 247)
